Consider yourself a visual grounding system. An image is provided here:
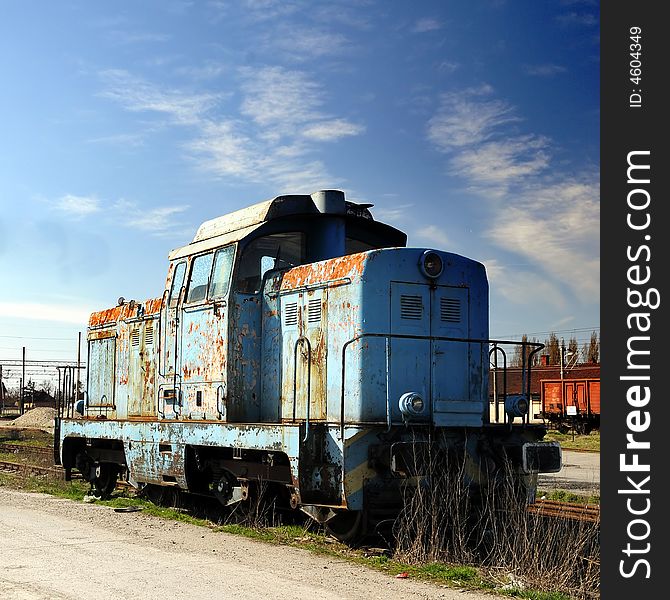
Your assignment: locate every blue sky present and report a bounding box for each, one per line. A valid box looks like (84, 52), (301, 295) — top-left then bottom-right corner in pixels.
(0, 1), (599, 386)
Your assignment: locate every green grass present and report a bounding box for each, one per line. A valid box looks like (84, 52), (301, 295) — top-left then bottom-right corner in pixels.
(544, 430), (600, 452)
(538, 489), (600, 505)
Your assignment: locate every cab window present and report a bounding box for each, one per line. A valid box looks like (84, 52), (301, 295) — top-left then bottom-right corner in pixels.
(186, 253), (214, 304)
(209, 245), (235, 299)
(236, 233), (305, 293)
(168, 261), (186, 308)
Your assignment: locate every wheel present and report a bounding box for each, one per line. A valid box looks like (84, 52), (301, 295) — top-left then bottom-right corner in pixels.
(92, 463), (118, 498)
(325, 510), (364, 543)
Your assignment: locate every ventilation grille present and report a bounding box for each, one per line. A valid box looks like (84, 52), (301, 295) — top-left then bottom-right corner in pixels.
(145, 323), (154, 345)
(440, 298), (461, 323)
(307, 298), (322, 323)
(284, 302), (298, 326)
(400, 295), (423, 320)
(131, 328), (141, 346)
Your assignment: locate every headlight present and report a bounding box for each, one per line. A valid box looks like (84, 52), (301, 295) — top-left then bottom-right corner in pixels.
(419, 251), (443, 279)
(505, 394), (529, 418)
(399, 392), (425, 419)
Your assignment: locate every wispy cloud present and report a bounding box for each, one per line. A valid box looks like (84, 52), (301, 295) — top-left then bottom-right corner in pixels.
(427, 86), (520, 151)
(54, 194), (101, 217)
(557, 11), (598, 27)
(426, 84), (599, 303)
(415, 225), (450, 248)
(302, 119), (365, 141)
(106, 31), (171, 45)
(524, 63), (567, 77)
(412, 18), (442, 33)
(0, 302), (92, 325)
(99, 69), (221, 125)
(99, 65), (364, 193)
(112, 200), (192, 237)
(267, 28), (352, 62)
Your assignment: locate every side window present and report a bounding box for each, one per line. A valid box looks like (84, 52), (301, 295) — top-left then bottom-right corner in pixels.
(169, 262), (186, 308)
(209, 245), (235, 299)
(236, 232), (305, 294)
(186, 253), (214, 304)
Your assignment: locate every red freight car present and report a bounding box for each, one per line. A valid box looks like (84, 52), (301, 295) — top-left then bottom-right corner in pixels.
(541, 378), (600, 433)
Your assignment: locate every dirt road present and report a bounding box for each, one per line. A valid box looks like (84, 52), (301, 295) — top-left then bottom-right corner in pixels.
(0, 488), (497, 600)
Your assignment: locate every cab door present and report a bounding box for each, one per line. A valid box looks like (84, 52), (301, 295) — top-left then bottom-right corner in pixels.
(179, 246), (235, 420)
(160, 261), (186, 380)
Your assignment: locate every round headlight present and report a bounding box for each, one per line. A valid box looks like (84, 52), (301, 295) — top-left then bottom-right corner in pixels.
(505, 394), (529, 418)
(420, 251), (443, 279)
(399, 392), (426, 419)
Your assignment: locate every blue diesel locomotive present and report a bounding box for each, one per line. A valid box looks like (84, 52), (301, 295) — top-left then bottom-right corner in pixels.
(56, 189), (561, 540)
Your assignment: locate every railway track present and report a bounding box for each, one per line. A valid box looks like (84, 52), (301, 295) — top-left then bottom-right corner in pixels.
(528, 498), (600, 523)
(0, 442), (54, 460)
(0, 459), (68, 479)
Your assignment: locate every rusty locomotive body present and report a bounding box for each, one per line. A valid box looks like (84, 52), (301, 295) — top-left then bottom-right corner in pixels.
(56, 189), (561, 539)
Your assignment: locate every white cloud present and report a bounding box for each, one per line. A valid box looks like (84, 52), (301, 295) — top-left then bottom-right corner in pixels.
(113, 200), (192, 236)
(54, 194), (101, 216)
(239, 66), (321, 130)
(426, 85), (599, 305)
(302, 119), (365, 141)
(99, 65), (363, 193)
(427, 88), (519, 151)
(524, 64), (567, 77)
(100, 69), (220, 125)
(268, 29), (351, 61)
(0, 302), (92, 325)
(449, 135), (550, 188)
(415, 225), (450, 248)
(412, 18), (442, 33)
(483, 259), (569, 311)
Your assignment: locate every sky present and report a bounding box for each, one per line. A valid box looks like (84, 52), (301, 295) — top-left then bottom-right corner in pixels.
(0, 0), (599, 388)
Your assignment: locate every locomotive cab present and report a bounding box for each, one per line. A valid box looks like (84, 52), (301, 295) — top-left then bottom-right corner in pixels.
(159, 190), (407, 424)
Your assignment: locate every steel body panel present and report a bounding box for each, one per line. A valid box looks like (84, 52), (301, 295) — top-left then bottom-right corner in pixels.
(60, 419), (302, 486)
(278, 248), (489, 428)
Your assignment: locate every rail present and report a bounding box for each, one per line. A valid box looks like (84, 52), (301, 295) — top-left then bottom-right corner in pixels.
(528, 499), (600, 523)
(340, 334), (544, 437)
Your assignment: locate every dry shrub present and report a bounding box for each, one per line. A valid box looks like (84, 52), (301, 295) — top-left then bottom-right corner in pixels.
(393, 436), (600, 599)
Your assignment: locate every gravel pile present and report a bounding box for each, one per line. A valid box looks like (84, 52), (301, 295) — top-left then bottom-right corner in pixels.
(8, 407), (56, 430)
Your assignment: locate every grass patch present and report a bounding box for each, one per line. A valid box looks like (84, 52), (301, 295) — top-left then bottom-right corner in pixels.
(538, 489), (600, 505)
(544, 431), (600, 452)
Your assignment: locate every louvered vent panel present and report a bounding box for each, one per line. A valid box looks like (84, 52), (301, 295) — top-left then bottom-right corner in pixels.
(131, 329), (141, 346)
(441, 298), (461, 323)
(307, 299), (321, 323)
(400, 295), (423, 320)
(284, 302), (298, 326)
(145, 323), (154, 345)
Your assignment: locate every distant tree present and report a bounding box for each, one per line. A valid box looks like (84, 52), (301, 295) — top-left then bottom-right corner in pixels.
(583, 330), (600, 363)
(568, 336), (580, 364)
(545, 333), (560, 365)
(512, 334), (542, 367)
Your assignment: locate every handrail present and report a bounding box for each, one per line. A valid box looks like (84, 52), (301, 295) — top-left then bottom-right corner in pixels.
(340, 333), (544, 437)
(292, 336), (312, 442)
(489, 344), (507, 424)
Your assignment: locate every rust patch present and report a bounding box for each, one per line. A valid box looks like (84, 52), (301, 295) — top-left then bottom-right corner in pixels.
(280, 253), (366, 291)
(89, 297), (162, 328)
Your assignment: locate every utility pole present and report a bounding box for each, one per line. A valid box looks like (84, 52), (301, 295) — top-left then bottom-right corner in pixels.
(0, 364), (4, 415)
(21, 346), (26, 415)
(560, 341), (565, 420)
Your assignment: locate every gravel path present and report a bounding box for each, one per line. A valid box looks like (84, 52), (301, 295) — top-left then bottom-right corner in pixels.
(0, 487), (497, 600)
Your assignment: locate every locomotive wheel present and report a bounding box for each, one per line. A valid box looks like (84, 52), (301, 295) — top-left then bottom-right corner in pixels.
(92, 463), (118, 499)
(325, 510), (364, 543)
